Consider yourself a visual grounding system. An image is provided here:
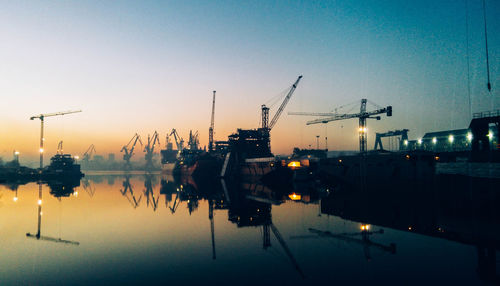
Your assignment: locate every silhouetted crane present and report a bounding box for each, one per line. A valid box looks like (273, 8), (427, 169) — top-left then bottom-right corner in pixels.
(291, 226), (396, 261)
(289, 99), (392, 152)
(121, 133), (143, 169)
(187, 130), (200, 150)
(30, 110), (82, 169)
(209, 91), (216, 152)
(261, 75), (303, 131)
(120, 176), (142, 209)
(169, 129), (184, 152)
(82, 144), (96, 162)
(57, 140), (64, 155)
(144, 131), (160, 170)
(143, 174), (159, 211)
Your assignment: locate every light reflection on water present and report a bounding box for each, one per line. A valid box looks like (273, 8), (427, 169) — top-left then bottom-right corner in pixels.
(0, 173), (498, 285)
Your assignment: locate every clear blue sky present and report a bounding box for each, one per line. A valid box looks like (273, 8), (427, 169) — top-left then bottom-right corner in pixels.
(0, 0), (499, 162)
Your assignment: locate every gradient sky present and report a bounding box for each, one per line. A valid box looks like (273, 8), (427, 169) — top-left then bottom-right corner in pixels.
(0, 0), (499, 164)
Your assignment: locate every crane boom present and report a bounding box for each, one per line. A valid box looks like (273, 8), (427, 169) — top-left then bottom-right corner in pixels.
(30, 110), (82, 169)
(267, 75), (303, 130)
(288, 111), (338, 117)
(30, 110), (82, 120)
(306, 107), (389, 125)
(209, 91), (216, 152)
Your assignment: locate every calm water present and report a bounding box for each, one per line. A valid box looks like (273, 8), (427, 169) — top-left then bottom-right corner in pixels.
(0, 173), (498, 285)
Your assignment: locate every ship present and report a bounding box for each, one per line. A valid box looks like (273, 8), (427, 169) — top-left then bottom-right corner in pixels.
(160, 142), (177, 172)
(172, 130), (222, 178)
(42, 154), (85, 180)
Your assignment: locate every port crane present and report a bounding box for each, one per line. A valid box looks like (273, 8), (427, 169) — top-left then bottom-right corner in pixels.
(30, 110), (82, 169)
(208, 91), (216, 152)
(56, 141), (64, 155)
(121, 133), (143, 169)
(187, 130), (200, 150)
(144, 131), (160, 170)
(81, 177), (96, 197)
(289, 99), (392, 152)
(82, 144), (96, 162)
(261, 75), (303, 131)
(143, 174), (159, 211)
(170, 129), (184, 151)
(120, 176), (142, 209)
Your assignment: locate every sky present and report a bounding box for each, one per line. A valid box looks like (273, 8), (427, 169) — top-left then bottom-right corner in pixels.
(0, 0), (499, 165)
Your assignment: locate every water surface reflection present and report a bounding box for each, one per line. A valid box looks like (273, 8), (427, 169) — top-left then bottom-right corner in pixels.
(0, 172), (498, 285)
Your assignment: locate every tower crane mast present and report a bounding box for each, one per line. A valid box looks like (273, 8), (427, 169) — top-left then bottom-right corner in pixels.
(208, 91), (216, 152)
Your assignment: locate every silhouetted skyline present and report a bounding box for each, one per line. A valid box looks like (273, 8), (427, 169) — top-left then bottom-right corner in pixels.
(1, 1), (498, 162)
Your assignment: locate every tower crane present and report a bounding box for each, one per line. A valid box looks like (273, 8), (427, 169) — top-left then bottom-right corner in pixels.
(261, 75), (303, 131)
(82, 144), (96, 162)
(144, 131), (160, 170)
(289, 99), (392, 152)
(208, 91), (216, 152)
(169, 129), (184, 151)
(30, 110), (82, 169)
(121, 133), (143, 169)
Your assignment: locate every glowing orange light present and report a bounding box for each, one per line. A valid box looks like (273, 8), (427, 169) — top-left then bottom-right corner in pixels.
(287, 161), (301, 168)
(360, 224), (370, 231)
(288, 193), (302, 201)
(434, 156), (440, 161)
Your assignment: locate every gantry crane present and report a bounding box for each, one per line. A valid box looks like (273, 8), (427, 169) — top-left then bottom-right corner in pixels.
(261, 75), (303, 131)
(30, 110), (82, 169)
(144, 131), (160, 170)
(121, 133), (143, 169)
(169, 129), (184, 151)
(374, 129), (409, 151)
(208, 91), (216, 152)
(82, 144), (96, 162)
(289, 99), (392, 152)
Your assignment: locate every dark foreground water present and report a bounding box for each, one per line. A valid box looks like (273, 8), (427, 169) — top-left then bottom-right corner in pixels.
(0, 173), (498, 285)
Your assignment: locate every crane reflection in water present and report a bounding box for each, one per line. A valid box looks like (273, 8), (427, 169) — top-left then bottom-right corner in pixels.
(26, 182), (80, 246)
